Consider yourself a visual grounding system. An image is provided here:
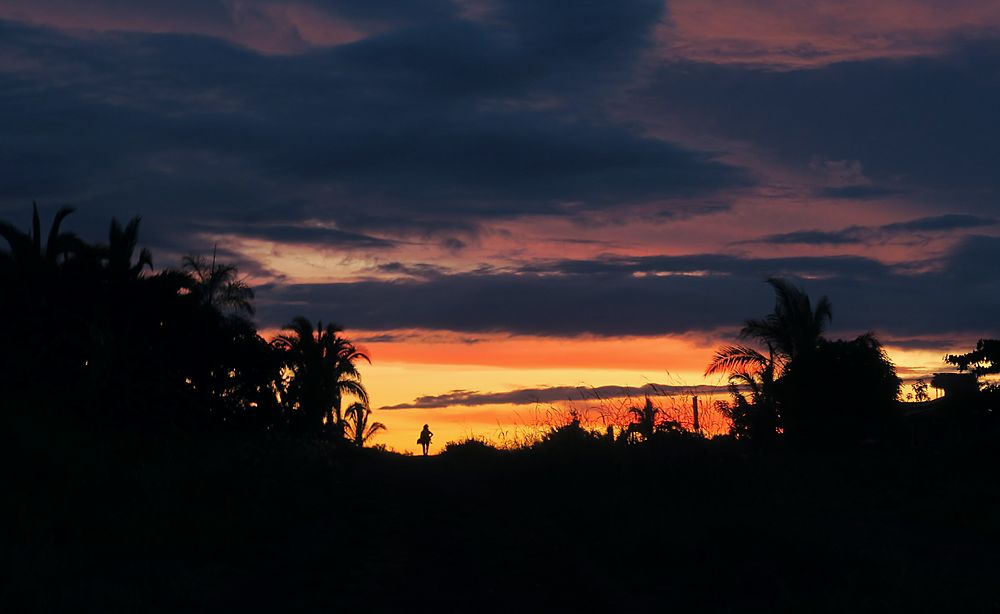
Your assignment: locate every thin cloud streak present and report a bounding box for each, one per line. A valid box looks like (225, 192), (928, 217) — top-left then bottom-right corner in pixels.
(382, 382), (731, 410)
(749, 214), (999, 246)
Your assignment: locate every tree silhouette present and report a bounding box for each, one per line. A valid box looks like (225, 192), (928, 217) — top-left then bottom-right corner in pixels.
(106, 217), (153, 282)
(80, 217), (157, 403)
(182, 252), (255, 317)
(0, 203), (83, 279)
(705, 279), (830, 441)
(707, 345), (779, 440)
(707, 278), (900, 444)
(0, 204), (91, 400)
(741, 277), (832, 369)
(944, 340), (1000, 421)
(0, 204), (378, 438)
(273, 318), (370, 437)
(946, 340), (1000, 378)
(343, 401), (386, 447)
(626, 397), (660, 441)
(782, 333), (900, 444)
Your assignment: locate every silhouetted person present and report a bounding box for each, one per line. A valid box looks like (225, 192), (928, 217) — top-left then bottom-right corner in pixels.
(418, 424), (433, 456)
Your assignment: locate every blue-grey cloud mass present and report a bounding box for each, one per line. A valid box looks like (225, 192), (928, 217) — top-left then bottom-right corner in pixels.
(0, 1), (998, 344)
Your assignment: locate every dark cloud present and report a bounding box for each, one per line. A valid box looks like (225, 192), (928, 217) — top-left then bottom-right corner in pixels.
(817, 185), (900, 199)
(753, 214), (998, 246)
(642, 40), (1000, 207)
(0, 8), (747, 246)
(2, 4), (998, 351)
(373, 262), (449, 279)
(754, 230), (864, 246)
(0, 0), (458, 51)
(382, 382), (731, 410)
(257, 237), (1000, 339)
(883, 337), (963, 351)
(492, 0), (664, 78)
(522, 253), (892, 278)
(882, 214), (998, 233)
(194, 223), (396, 249)
(0, 0), (235, 29)
(439, 237), (467, 252)
(309, 0), (459, 25)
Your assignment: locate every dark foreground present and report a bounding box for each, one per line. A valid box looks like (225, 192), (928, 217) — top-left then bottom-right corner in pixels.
(6, 419), (1000, 612)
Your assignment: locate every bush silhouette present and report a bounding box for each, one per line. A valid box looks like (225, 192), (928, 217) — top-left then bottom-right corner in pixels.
(779, 333), (901, 445)
(442, 437), (502, 459)
(708, 279), (900, 445)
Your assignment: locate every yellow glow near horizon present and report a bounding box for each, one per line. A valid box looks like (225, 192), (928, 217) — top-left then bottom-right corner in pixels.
(355, 338), (966, 454)
(362, 362), (724, 454)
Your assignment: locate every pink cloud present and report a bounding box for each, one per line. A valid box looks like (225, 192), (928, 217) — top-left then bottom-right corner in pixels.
(0, 0), (369, 54)
(661, 0), (1000, 67)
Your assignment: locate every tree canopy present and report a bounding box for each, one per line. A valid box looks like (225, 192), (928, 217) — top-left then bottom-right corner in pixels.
(0, 205), (381, 445)
(709, 278), (900, 445)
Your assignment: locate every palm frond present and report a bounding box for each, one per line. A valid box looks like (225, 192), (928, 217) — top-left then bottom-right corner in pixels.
(363, 421), (387, 444)
(45, 206), (76, 263)
(705, 344), (769, 376)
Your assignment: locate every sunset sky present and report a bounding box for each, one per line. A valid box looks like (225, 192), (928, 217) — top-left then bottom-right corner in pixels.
(2, 1), (999, 452)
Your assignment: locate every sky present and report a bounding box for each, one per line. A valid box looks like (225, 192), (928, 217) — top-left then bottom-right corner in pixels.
(2, 0), (999, 452)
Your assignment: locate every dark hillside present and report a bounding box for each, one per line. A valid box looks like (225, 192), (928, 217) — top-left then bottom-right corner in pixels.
(7, 420), (1000, 612)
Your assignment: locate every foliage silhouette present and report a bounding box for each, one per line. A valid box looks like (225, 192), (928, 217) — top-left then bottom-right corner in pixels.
(533, 410), (604, 456)
(273, 317), (371, 438)
(106, 216), (153, 281)
(182, 252), (255, 317)
(910, 379), (930, 402)
(742, 277), (832, 367)
(344, 401), (386, 447)
(943, 339), (1000, 423)
(709, 278), (899, 445)
(779, 333), (901, 444)
(708, 344), (779, 441)
(0, 204), (382, 442)
(623, 397), (684, 442)
(947, 339), (1000, 378)
(442, 437), (502, 458)
(0, 202), (83, 276)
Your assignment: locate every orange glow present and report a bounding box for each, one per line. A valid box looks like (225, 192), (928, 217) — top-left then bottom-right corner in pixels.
(350, 335), (970, 454)
(357, 330), (722, 372)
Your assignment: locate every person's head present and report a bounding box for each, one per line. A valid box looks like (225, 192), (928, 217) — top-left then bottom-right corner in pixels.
(423, 424), (429, 429)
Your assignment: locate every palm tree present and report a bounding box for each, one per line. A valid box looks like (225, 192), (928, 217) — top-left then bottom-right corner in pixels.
(0, 203), (83, 279)
(182, 250), (254, 317)
(106, 216), (153, 283)
(82, 216), (160, 398)
(706, 344), (779, 440)
(343, 401), (386, 446)
(626, 397), (659, 441)
(706, 278), (831, 392)
(706, 344), (776, 399)
(705, 344), (774, 381)
(705, 278), (829, 440)
(273, 317), (370, 436)
(741, 277), (832, 369)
